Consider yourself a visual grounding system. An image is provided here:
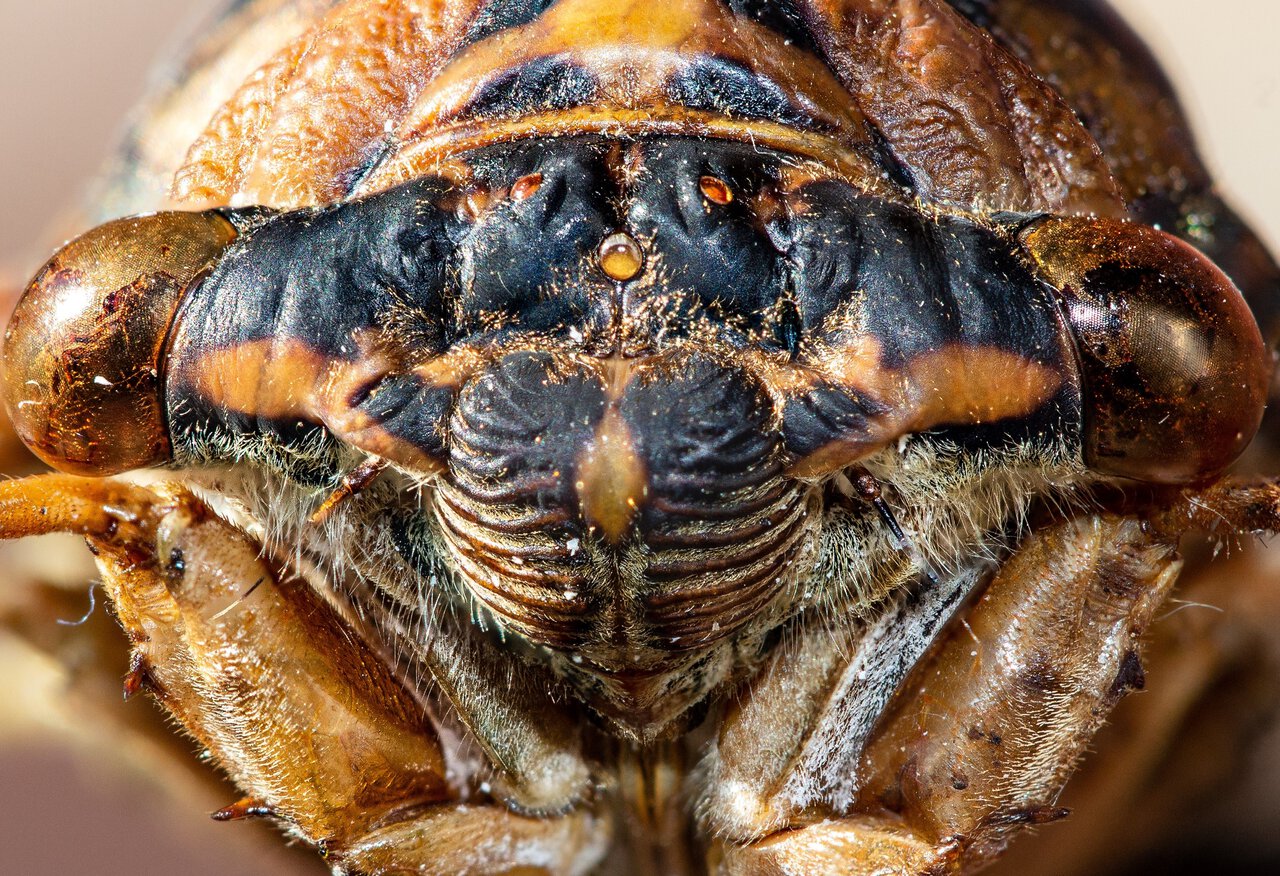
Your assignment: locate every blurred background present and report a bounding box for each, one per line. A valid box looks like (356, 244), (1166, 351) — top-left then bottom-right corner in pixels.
(0, 1), (1277, 874)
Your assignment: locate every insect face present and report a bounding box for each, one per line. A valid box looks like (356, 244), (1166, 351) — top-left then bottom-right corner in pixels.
(3, 1), (1280, 873)
(6, 131), (1270, 738)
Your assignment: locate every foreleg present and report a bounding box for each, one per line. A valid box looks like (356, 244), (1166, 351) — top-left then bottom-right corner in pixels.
(0, 474), (611, 875)
(702, 485), (1280, 873)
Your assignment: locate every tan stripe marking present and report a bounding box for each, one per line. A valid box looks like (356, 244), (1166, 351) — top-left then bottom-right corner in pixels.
(178, 336), (449, 474)
(900, 345), (1064, 430)
(757, 340), (1065, 478)
(575, 407), (648, 544)
(180, 337), (334, 421)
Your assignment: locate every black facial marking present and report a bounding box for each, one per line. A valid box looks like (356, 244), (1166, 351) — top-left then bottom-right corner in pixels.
(721, 0), (823, 56)
(778, 179), (863, 331)
(780, 383), (890, 461)
(164, 177), (463, 465)
(927, 407), (1082, 460)
(773, 177), (1079, 460)
(666, 57), (813, 128)
(625, 140), (787, 339)
(176, 176), (461, 360)
(790, 182), (964, 367)
(164, 137), (1077, 508)
(456, 141), (614, 339)
(449, 352), (605, 513)
(784, 180), (1064, 372)
(621, 356), (780, 525)
(777, 293), (804, 359)
(462, 56), (599, 120)
(444, 348), (789, 526)
(463, 0), (559, 47)
(355, 376), (455, 465)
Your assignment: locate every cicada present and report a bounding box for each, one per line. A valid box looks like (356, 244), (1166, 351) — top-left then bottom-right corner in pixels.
(2, 1), (1279, 874)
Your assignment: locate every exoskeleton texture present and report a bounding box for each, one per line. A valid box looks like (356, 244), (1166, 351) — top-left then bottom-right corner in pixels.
(2, 1), (1279, 874)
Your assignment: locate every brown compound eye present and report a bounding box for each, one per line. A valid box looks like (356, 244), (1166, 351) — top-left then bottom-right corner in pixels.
(1023, 216), (1270, 484)
(3, 211), (238, 476)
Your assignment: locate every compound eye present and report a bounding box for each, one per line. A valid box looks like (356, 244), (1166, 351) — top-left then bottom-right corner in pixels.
(1023, 216), (1270, 484)
(4, 211), (237, 475)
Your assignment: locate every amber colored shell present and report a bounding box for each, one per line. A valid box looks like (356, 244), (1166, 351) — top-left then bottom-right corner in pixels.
(151, 0), (1123, 217)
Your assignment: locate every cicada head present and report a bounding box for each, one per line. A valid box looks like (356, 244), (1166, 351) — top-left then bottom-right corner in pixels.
(3, 211), (238, 475)
(12, 135), (1269, 739)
